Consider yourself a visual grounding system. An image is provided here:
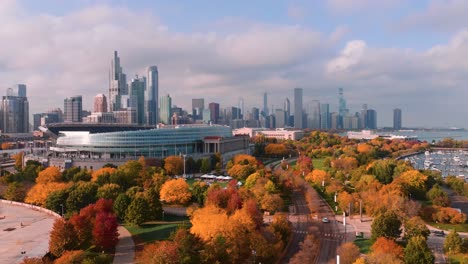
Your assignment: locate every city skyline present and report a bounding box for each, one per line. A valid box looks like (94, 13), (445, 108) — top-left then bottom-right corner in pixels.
(2, 1), (468, 128)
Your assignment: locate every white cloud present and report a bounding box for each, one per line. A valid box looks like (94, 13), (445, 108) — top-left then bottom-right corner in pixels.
(327, 0), (402, 13)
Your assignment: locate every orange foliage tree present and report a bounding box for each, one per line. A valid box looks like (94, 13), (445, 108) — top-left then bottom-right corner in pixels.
(91, 167), (116, 182)
(336, 242), (360, 264)
(138, 240), (179, 264)
(265, 143), (289, 157)
(25, 182), (69, 206)
(160, 178), (192, 204)
(164, 156), (184, 176)
(305, 169), (330, 185)
(36, 166), (62, 184)
(370, 237), (404, 260)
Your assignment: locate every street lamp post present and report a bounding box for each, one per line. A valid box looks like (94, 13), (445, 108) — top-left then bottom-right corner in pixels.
(183, 154), (187, 178)
(60, 204), (64, 217)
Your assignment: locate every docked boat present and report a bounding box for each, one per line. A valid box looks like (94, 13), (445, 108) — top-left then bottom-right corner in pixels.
(454, 155), (461, 162)
(425, 151), (430, 156)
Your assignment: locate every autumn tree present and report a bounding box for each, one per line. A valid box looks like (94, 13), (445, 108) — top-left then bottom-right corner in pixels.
(25, 182), (69, 206)
(12, 151), (24, 170)
(91, 167), (117, 182)
(403, 236), (434, 264)
(371, 211), (402, 241)
(93, 212), (119, 251)
(404, 216), (430, 240)
(125, 194), (150, 226)
(36, 166), (62, 184)
(96, 183), (121, 200)
(160, 178), (192, 205)
(173, 227), (204, 264)
(138, 240), (180, 264)
(269, 213), (292, 244)
(369, 237), (403, 263)
(444, 230), (463, 254)
(289, 234), (319, 264)
(113, 193), (131, 220)
(4, 182), (26, 201)
(427, 184), (450, 207)
(337, 191), (354, 213)
(49, 218), (78, 258)
(227, 163), (256, 180)
(394, 170), (428, 199)
(337, 242), (360, 264)
(305, 169), (330, 185)
(164, 156), (184, 176)
(265, 143), (289, 157)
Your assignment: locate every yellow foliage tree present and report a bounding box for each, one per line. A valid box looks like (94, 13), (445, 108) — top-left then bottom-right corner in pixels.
(25, 182), (70, 206)
(357, 143), (372, 154)
(36, 166), (62, 184)
(160, 178), (192, 204)
(91, 167), (117, 182)
(164, 156), (184, 176)
(305, 169), (330, 185)
(232, 154), (257, 166)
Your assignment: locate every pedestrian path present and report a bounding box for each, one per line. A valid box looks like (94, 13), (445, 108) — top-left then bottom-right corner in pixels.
(113, 225), (135, 264)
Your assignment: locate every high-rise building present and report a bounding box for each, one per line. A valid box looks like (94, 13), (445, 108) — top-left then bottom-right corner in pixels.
(320, 103), (330, 129)
(94, 94), (108, 113)
(294, 88), (303, 129)
(338, 88), (348, 128)
(284, 98), (291, 126)
(231, 106), (241, 120)
(306, 100), (321, 129)
(48, 108), (64, 122)
(330, 112), (339, 129)
(64, 96), (82, 122)
(33, 112), (60, 130)
(109, 51), (127, 111)
(159, 94), (172, 124)
(393, 108), (402, 130)
(1, 85), (29, 133)
(263, 92), (268, 116)
(145, 65), (158, 125)
(275, 109), (286, 128)
(130, 76), (146, 124)
(366, 109), (377, 129)
(209, 103), (220, 124)
(360, 104), (368, 129)
(202, 109), (211, 123)
(239, 97), (244, 120)
(251, 107), (260, 121)
(192, 98), (204, 120)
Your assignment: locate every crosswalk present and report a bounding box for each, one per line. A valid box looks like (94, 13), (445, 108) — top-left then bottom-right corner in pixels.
(292, 230), (346, 239)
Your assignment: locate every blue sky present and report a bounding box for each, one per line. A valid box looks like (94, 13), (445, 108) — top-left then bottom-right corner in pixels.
(2, 0), (468, 128)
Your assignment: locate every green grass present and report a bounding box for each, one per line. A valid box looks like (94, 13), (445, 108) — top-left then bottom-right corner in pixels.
(312, 158), (327, 170)
(449, 253), (468, 264)
(429, 222), (468, 233)
(125, 215), (190, 244)
(185, 178), (229, 188)
(354, 238), (372, 254)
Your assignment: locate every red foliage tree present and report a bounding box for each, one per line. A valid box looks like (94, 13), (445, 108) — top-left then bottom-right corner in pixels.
(93, 212), (119, 251)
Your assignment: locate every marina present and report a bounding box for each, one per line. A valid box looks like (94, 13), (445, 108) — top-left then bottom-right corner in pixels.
(407, 149), (468, 178)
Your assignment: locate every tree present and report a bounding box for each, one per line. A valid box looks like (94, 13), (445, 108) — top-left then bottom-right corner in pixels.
(269, 213), (292, 244)
(370, 237), (403, 261)
(12, 151), (24, 170)
(191, 181), (209, 205)
(66, 181), (98, 213)
(289, 234), (319, 264)
(49, 218), (78, 258)
(138, 240), (180, 264)
(305, 169), (330, 185)
(96, 183), (121, 200)
(337, 242), (360, 264)
(404, 216), (430, 240)
(93, 212), (119, 251)
(160, 178), (192, 205)
(371, 211), (402, 241)
(145, 187), (163, 221)
(36, 166), (62, 184)
(200, 158), (211, 173)
(125, 194), (150, 226)
(113, 193), (131, 221)
(265, 143), (289, 157)
(45, 189), (70, 215)
(173, 227), (204, 264)
(4, 182), (26, 201)
(427, 184), (450, 207)
(164, 156), (184, 176)
(227, 163), (256, 180)
(25, 182), (69, 206)
(404, 236), (434, 264)
(54, 250), (85, 264)
(444, 230), (463, 254)
(91, 167), (117, 182)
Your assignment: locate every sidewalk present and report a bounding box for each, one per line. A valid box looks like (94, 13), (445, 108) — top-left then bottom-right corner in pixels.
(113, 225), (135, 264)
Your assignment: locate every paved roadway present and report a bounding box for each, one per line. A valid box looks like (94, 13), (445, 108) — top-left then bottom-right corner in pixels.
(0, 203), (56, 263)
(317, 196), (344, 264)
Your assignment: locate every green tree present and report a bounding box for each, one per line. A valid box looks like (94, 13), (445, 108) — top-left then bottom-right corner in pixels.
(444, 230), (463, 254)
(113, 193), (131, 221)
(427, 184), (450, 207)
(200, 158), (211, 173)
(191, 181), (209, 205)
(66, 182), (98, 213)
(72, 170), (92, 182)
(4, 182), (26, 201)
(45, 189), (70, 215)
(145, 187), (163, 221)
(173, 227), (203, 264)
(371, 211), (402, 241)
(125, 195), (150, 226)
(404, 235), (434, 264)
(96, 183), (121, 200)
(404, 216), (430, 240)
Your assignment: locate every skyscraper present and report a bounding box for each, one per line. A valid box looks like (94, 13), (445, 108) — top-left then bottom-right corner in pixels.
(320, 103), (330, 129)
(366, 109), (377, 129)
(64, 96), (82, 122)
(109, 51), (127, 111)
(251, 107), (260, 121)
(94, 94), (107, 113)
(306, 100), (321, 129)
(263, 92), (268, 116)
(209, 103), (220, 124)
(284, 98), (290, 126)
(338, 88), (348, 128)
(294, 88), (303, 129)
(130, 76), (146, 124)
(1, 85), (29, 133)
(360, 104), (368, 129)
(275, 109), (286, 128)
(145, 65), (159, 125)
(192, 98), (204, 120)
(393, 108), (402, 130)
(239, 97), (244, 120)
(159, 94), (172, 124)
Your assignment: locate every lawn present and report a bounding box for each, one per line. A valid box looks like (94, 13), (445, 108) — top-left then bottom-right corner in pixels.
(312, 157), (327, 170)
(125, 215), (190, 244)
(354, 238), (372, 254)
(429, 222), (468, 233)
(185, 178), (229, 188)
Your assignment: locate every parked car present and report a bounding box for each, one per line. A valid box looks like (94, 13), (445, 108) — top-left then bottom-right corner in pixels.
(433, 230), (445, 236)
(322, 217), (330, 223)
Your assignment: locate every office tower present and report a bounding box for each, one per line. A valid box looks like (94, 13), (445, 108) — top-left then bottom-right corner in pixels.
(202, 109), (211, 123)
(275, 109), (286, 128)
(159, 94), (172, 124)
(306, 100), (321, 129)
(192, 98), (204, 120)
(33, 113), (59, 130)
(263, 92), (268, 116)
(320, 103), (330, 129)
(393, 108), (402, 130)
(360, 104), (368, 129)
(209, 103), (220, 124)
(238, 97), (244, 120)
(330, 112), (339, 129)
(338, 88), (348, 128)
(109, 51), (127, 111)
(294, 88), (303, 129)
(251, 107), (260, 121)
(1, 85), (29, 133)
(366, 109), (377, 129)
(145, 65), (159, 125)
(94, 94), (107, 113)
(231, 106), (241, 120)
(64, 96), (82, 122)
(284, 98), (290, 126)
(48, 108), (64, 122)
(130, 76), (146, 124)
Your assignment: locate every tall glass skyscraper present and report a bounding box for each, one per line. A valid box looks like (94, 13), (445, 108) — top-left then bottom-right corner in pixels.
(130, 76), (146, 124)
(64, 96), (82, 122)
(145, 65), (159, 125)
(109, 51), (127, 111)
(393, 108), (402, 130)
(159, 94), (172, 125)
(366, 109), (377, 129)
(1, 85), (29, 133)
(294, 88), (303, 129)
(320, 103), (330, 129)
(306, 100), (321, 129)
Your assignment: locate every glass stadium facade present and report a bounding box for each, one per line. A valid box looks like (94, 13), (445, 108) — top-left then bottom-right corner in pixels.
(50, 124), (232, 159)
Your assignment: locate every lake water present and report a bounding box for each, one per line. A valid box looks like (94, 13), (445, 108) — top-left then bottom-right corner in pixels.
(381, 130), (468, 143)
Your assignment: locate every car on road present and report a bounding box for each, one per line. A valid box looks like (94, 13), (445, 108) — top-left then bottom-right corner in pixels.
(322, 217), (329, 223)
(433, 230), (445, 236)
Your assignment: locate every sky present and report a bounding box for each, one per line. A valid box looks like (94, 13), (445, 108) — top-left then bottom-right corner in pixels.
(1, 0), (468, 128)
